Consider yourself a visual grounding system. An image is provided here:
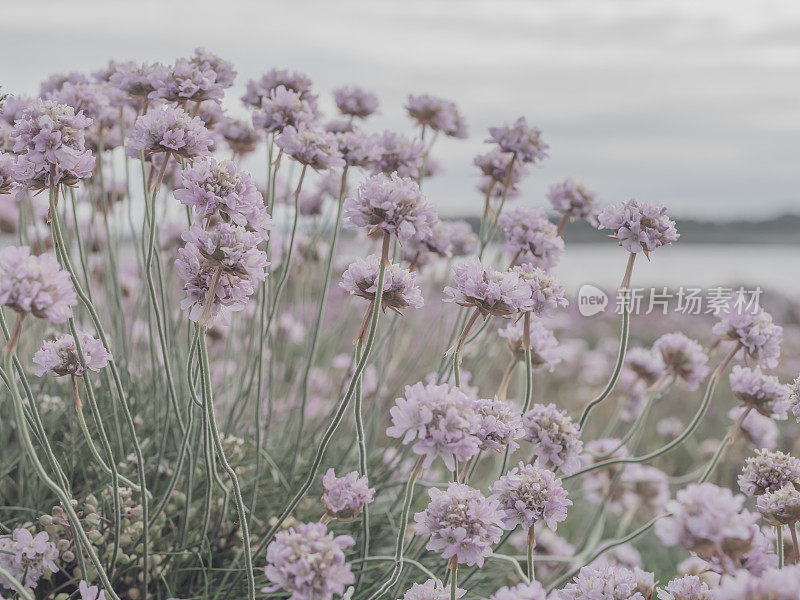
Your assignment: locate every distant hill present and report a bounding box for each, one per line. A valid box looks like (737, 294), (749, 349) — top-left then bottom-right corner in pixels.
(456, 213), (800, 244)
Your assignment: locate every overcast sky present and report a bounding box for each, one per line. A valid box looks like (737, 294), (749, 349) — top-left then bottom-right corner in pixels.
(4, 0), (799, 219)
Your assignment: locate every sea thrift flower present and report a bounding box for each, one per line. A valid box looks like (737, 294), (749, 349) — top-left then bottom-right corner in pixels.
(262, 522), (354, 600)
(597, 199), (679, 254)
(443, 258), (531, 318)
(498, 207), (564, 268)
(522, 403), (583, 474)
(555, 563), (650, 600)
(173, 157), (272, 240)
(242, 68), (315, 107)
(33, 330), (112, 377)
(79, 580), (107, 600)
(729, 406), (778, 450)
(46, 82), (118, 150)
(220, 118), (261, 156)
(756, 485), (800, 525)
(0, 246), (77, 323)
(656, 575), (712, 600)
(790, 376), (800, 422)
(547, 179), (599, 226)
(340, 254), (424, 313)
(372, 130), (425, 178)
(406, 94), (467, 138)
(190, 47), (236, 88)
(491, 460), (571, 531)
(488, 582), (547, 600)
(252, 85), (317, 133)
(621, 464), (670, 515)
(397, 579), (465, 600)
(336, 130), (380, 167)
(499, 318), (561, 370)
(712, 307), (782, 369)
(126, 105), (212, 159)
(321, 468), (375, 521)
(334, 86), (379, 119)
(386, 381), (481, 470)
(176, 223), (268, 325)
(626, 347), (666, 386)
(0, 152), (17, 194)
(486, 117), (548, 164)
(470, 397), (524, 452)
(343, 173), (436, 241)
(738, 449), (800, 497)
(728, 365), (790, 419)
(446, 221), (479, 256)
(275, 126), (344, 170)
(109, 61), (162, 99)
(0, 528), (59, 591)
(655, 483), (759, 562)
(11, 99), (95, 189)
(474, 148), (529, 190)
(413, 482), (504, 567)
(653, 332), (710, 390)
(512, 263), (568, 316)
(148, 55), (226, 104)
(714, 565), (800, 599)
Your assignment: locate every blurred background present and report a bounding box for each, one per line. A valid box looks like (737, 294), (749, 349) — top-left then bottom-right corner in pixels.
(3, 0), (799, 290)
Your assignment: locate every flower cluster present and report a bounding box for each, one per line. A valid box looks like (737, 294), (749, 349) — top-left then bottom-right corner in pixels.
(712, 307), (782, 369)
(372, 130), (425, 178)
(406, 94), (467, 138)
(343, 173), (436, 241)
(413, 482), (504, 567)
(499, 319), (561, 369)
(252, 86), (317, 133)
(729, 366), (791, 419)
(511, 263), (568, 316)
(470, 397), (524, 452)
(126, 105), (213, 159)
(33, 330), (112, 377)
(443, 258), (530, 318)
(340, 254), (424, 313)
(497, 207), (564, 269)
(263, 522), (354, 600)
(0, 246), (77, 323)
(0, 528), (59, 591)
(334, 86), (379, 119)
(547, 179), (599, 225)
(653, 332), (709, 390)
(242, 68), (315, 108)
(656, 575), (712, 600)
(738, 449), (800, 497)
(555, 563), (652, 600)
(626, 346), (666, 386)
(714, 565), (800, 599)
(486, 117), (548, 164)
(488, 582), (547, 600)
(321, 468), (375, 521)
(756, 485), (800, 525)
(275, 126), (344, 170)
(491, 460), (571, 531)
(11, 99), (95, 189)
(148, 50), (233, 105)
(386, 381), (481, 470)
(522, 403), (584, 474)
(397, 579), (465, 600)
(597, 199), (679, 254)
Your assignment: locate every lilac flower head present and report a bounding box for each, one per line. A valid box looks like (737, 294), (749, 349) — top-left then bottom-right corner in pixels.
(547, 179), (599, 225)
(242, 68), (315, 107)
(522, 403), (583, 474)
(655, 483), (759, 562)
(486, 117), (548, 164)
(712, 306), (782, 369)
(656, 575), (712, 600)
(33, 330), (112, 377)
(406, 94), (467, 138)
(413, 482), (504, 567)
(397, 579), (465, 600)
(653, 332), (709, 390)
(470, 397), (524, 452)
(499, 319), (561, 369)
(109, 61), (163, 99)
(340, 254), (424, 313)
(46, 81), (119, 150)
(220, 118), (261, 156)
(597, 199), (679, 254)
(512, 263), (569, 317)
(372, 130), (425, 178)
(474, 148), (529, 189)
(729, 365), (790, 419)
(555, 563), (649, 600)
(190, 47), (236, 88)
(626, 347), (666, 386)
(334, 86), (379, 119)
(491, 460), (571, 531)
(790, 376), (800, 423)
(126, 105), (212, 159)
(446, 221), (479, 256)
(321, 468), (375, 521)
(756, 485), (800, 526)
(343, 172), (436, 241)
(11, 99), (95, 189)
(39, 71), (90, 96)
(487, 582), (547, 600)
(336, 130), (381, 167)
(621, 464), (670, 515)
(79, 580), (107, 600)
(147, 55), (226, 104)
(173, 157), (272, 241)
(176, 222), (268, 326)
(386, 381), (481, 470)
(729, 406), (778, 450)
(275, 126), (344, 170)
(443, 258), (531, 318)
(498, 207), (564, 269)
(738, 449), (800, 497)
(714, 565), (800, 600)
(0, 528), (59, 591)
(0, 246), (77, 323)
(252, 85), (317, 133)
(263, 522), (354, 600)
(0, 152), (17, 194)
